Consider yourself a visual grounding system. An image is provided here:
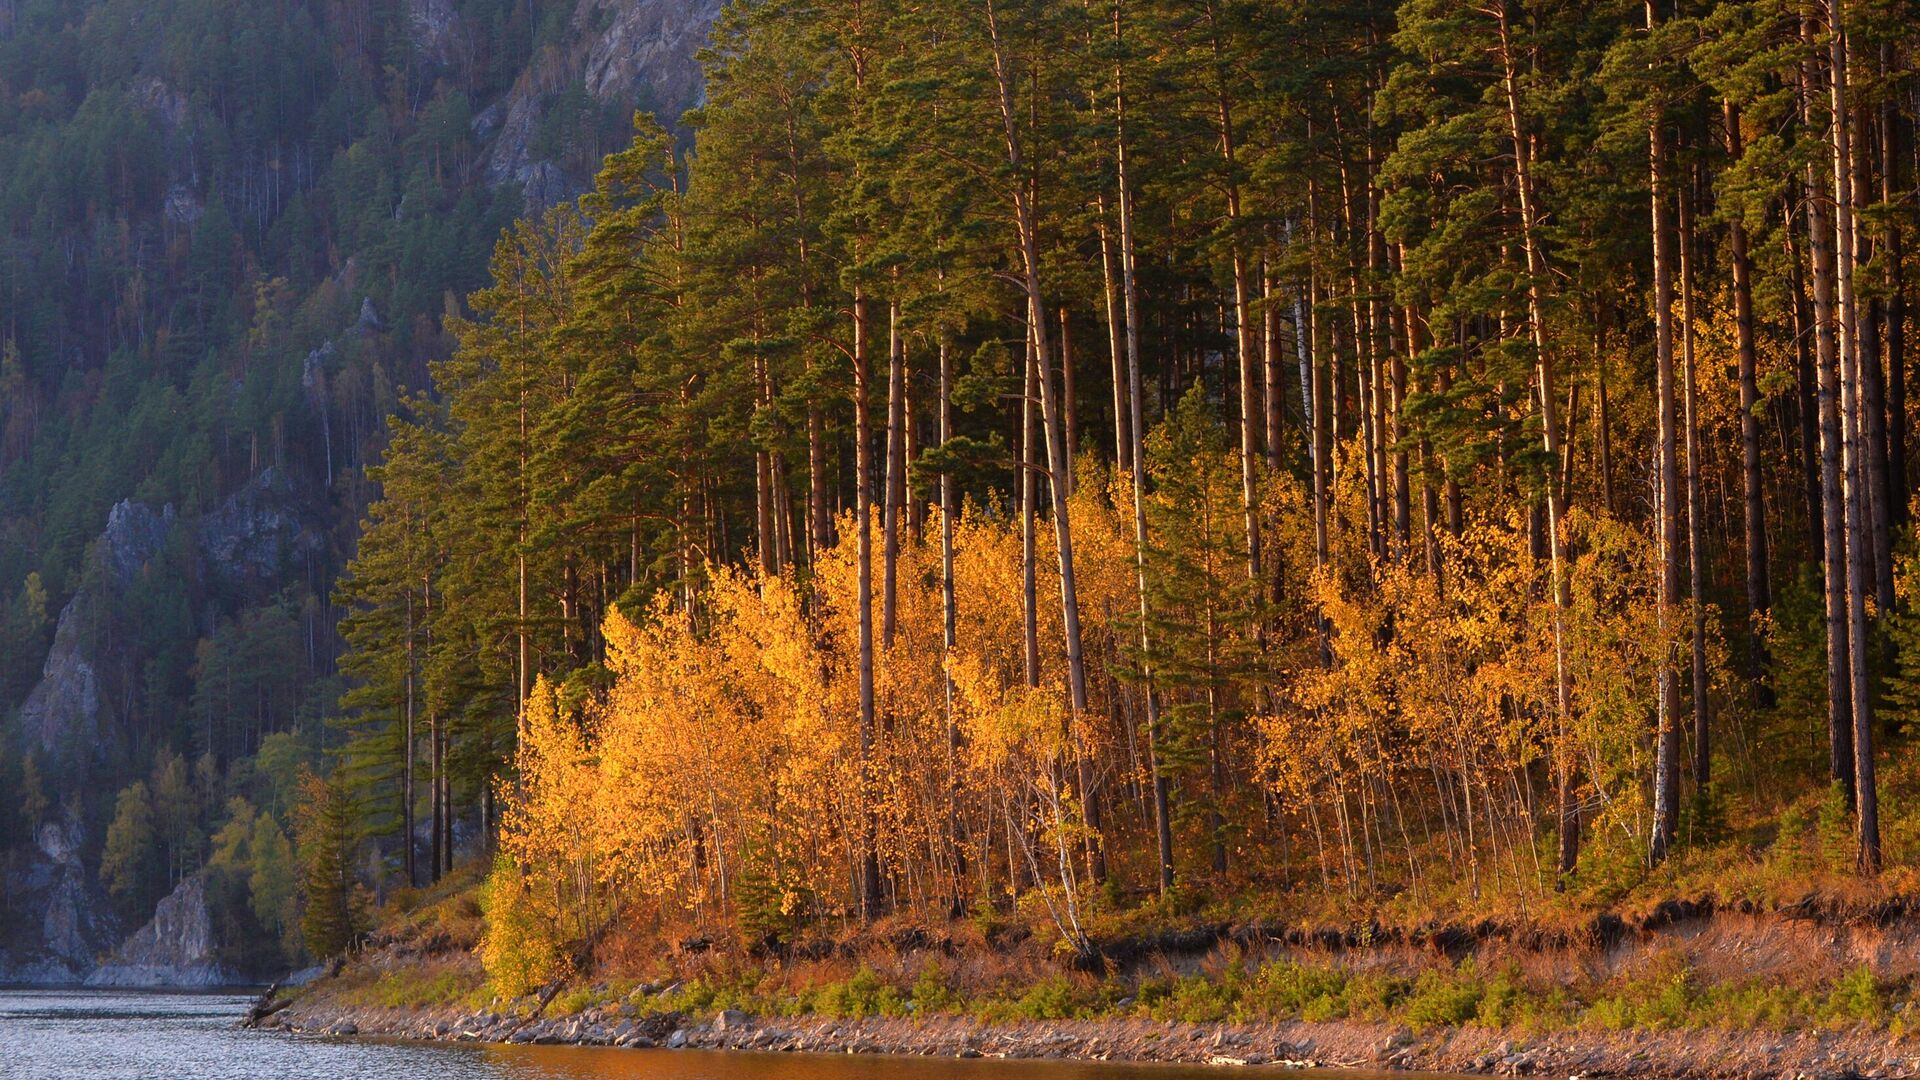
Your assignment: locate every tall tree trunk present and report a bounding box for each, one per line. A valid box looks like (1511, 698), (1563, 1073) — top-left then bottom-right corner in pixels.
(987, 0), (1102, 890)
(1022, 323), (1041, 688)
(1827, 3), (1879, 871)
(1679, 182), (1713, 792)
(1851, 97), (1894, 612)
(1112, 2), (1173, 891)
(1882, 54), (1907, 515)
(883, 301), (905, 648)
(1648, 21), (1683, 861)
(853, 289), (883, 916)
(1597, 330), (1617, 517)
(1205, 28), (1265, 621)
(1804, 12), (1856, 805)
(939, 337), (965, 910)
(1726, 100), (1773, 709)
(1098, 198), (1133, 475)
(1787, 217), (1825, 562)
(1060, 306), (1077, 496)
(403, 593), (416, 888)
(1264, 254), (1286, 477)
(1498, 4), (1578, 877)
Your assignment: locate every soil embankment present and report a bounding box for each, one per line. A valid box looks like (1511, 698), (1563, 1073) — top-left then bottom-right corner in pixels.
(264, 900), (1920, 1079)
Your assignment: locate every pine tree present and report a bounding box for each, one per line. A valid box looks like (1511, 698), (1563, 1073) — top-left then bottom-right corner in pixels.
(296, 770), (364, 961)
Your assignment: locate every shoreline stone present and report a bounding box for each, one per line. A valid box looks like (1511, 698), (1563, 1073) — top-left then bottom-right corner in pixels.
(266, 994), (1920, 1079)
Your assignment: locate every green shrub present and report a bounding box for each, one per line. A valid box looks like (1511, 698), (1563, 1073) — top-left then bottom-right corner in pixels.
(1341, 970), (1410, 1021)
(1145, 974), (1235, 1023)
(977, 975), (1099, 1022)
(911, 963), (962, 1015)
(1822, 966), (1887, 1027)
(1240, 960), (1348, 1020)
(1403, 966), (1484, 1030)
(812, 966), (906, 1019)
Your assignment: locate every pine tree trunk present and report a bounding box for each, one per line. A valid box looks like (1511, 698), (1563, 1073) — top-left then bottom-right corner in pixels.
(1787, 217), (1826, 562)
(403, 593), (416, 888)
(1112, 6), (1173, 890)
(1098, 199), (1133, 475)
(1060, 306), (1077, 496)
(1849, 103), (1894, 611)
(987, 0), (1101, 888)
(883, 301), (904, 648)
(1597, 333), (1617, 517)
(1882, 60), (1907, 514)
(1021, 324), (1041, 688)
(1499, 5), (1578, 877)
(1647, 30), (1683, 861)
(1726, 100), (1773, 709)
(1679, 183), (1713, 792)
(939, 337), (965, 910)
(429, 715), (443, 882)
(1264, 255), (1286, 478)
(1804, 13), (1856, 805)
(1827, 5), (1879, 871)
(852, 289), (883, 917)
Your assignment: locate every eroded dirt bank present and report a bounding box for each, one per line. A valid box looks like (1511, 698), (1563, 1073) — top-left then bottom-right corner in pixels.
(262, 901), (1920, 1079)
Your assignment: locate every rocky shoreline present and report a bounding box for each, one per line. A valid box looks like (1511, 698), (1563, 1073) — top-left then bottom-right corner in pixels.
(264, 991), (1920, 1078)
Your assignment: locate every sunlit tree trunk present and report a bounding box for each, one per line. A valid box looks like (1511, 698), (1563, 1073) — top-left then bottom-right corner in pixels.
(985, 0), (1101, 889)
(1803, 11), (1856, 805)
(1826, 2), (1879, 871)
(1726, 100), (1773, 709)
(1648, 4), (1682, 861)
(1112, 0), (1172, 892)
(883, 300), (905, 647)
(1678, 183), (1712, 791)
(853, 288), (883, 916)
(1497, 4), (1577, 877)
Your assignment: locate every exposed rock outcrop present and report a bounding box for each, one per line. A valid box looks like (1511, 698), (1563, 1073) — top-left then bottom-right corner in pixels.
(15, 600), (101, 761)
(578, 0), (721, 117)
(408, 0), (461, 67)
(0, 812), (120, 983)
(478, 0), (722, 210)
(102, 499), (174, 585)
(5, 481), (310, 983)
(199, 467), (316, 586)
(86, 872), (240, 988)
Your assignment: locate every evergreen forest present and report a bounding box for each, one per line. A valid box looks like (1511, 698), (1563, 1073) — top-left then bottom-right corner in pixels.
(6, 0), (1920, 1001)
(331, 0), (1920, 990)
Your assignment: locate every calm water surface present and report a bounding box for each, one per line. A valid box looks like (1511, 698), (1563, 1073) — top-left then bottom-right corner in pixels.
(0, 988), (1434, 1080)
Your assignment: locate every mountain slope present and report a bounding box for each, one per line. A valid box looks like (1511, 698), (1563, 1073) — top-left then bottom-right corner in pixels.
(0, 0), (716, 983)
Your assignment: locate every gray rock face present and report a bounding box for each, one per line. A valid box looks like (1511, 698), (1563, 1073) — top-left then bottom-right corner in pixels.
(578, 0), (722, 117)
(103, 500), (174, 584)
(15, 600), (101, 760)
(5, 478), (309, 982)
(408, 0), (461, 66)
(479, 0), (721, 210)
(0, 812), (120, 984)
(199, 468), (311, 584)
(86, 872), (240, 988)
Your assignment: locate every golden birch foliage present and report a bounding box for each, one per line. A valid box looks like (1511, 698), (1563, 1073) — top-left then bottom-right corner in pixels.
(485, 677), (604, 993)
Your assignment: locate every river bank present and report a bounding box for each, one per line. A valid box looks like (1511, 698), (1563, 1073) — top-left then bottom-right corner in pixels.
(265, 968), (1920, 1079)
(254, 882), (1920, 1080)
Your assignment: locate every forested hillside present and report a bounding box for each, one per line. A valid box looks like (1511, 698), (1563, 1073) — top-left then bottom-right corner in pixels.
(0, 0), (716, 982)
(323, 0), (1920, 993)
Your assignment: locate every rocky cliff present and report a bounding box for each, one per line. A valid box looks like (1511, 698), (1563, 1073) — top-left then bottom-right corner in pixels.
(86, 873), (239, 988)
(0, 0), (720, 986)
(477, 0), (722, 208)
(0, 812), (120, 983)
(1, 483), (308, 985)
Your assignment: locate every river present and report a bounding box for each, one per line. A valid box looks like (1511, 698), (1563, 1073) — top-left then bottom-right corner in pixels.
(0, 988), (1444, 1080)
